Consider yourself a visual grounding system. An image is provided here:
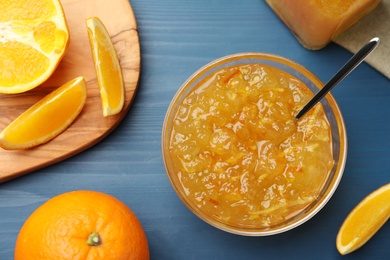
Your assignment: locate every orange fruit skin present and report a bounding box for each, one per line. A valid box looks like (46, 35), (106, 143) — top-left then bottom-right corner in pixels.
(15, 190), (150, 260)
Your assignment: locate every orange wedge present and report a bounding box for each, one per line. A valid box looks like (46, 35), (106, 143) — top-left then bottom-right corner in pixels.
(0, 77), (87, 150)
(336, 183), (390, 255)
(86, 17), (124, 117)
(0, 0), (70, 94)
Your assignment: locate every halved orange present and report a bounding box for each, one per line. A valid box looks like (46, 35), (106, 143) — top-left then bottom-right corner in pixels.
(0, 0), (70, 94)
(86, 17), (124, 117)
(0, 77), (87, 150)
(336, 183), (390, 255)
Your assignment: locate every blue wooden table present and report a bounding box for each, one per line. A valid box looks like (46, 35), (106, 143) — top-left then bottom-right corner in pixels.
(1, 0), (389, 259)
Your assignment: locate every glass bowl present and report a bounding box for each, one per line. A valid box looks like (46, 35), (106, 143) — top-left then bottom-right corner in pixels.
(162, 53), (347, 236)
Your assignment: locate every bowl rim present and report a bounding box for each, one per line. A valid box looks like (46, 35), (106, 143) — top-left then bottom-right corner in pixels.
(162, 52), (348, 236)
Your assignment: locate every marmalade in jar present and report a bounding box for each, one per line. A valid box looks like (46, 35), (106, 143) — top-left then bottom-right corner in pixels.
(168, 64), (334, 228)
(265, 0), (381, 50)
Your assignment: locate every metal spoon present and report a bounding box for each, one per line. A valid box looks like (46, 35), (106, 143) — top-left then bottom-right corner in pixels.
(295, 37), (380, 120)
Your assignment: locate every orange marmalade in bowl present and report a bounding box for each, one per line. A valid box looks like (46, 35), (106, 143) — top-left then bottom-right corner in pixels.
(162, 53), (347, 235)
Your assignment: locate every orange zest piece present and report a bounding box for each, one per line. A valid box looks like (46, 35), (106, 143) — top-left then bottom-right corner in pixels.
(336, 183), (390, 255)
(0, 77), (87, 150)
(14, 190), (150, 259)
(0, 0), (69, 93)
(86, 17), (124, 117)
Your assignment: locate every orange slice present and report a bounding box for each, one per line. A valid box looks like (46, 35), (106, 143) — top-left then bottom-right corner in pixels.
(336, 183), (390, 255)
(86, 17), (124, 117)
(0, 0), (70, 94)
(0, 77), (87, 150)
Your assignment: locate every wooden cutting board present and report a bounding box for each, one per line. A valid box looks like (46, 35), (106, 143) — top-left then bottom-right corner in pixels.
(0, 0), (140, 182)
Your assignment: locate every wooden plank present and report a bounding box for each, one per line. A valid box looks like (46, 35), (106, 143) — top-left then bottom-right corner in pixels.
(0, 0), (140, 182)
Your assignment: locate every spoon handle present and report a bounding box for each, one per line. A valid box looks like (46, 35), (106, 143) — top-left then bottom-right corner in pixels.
(295, 37), (380, 120)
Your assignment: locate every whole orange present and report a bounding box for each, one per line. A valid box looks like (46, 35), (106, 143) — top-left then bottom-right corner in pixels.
(15, 190), (149, 260)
